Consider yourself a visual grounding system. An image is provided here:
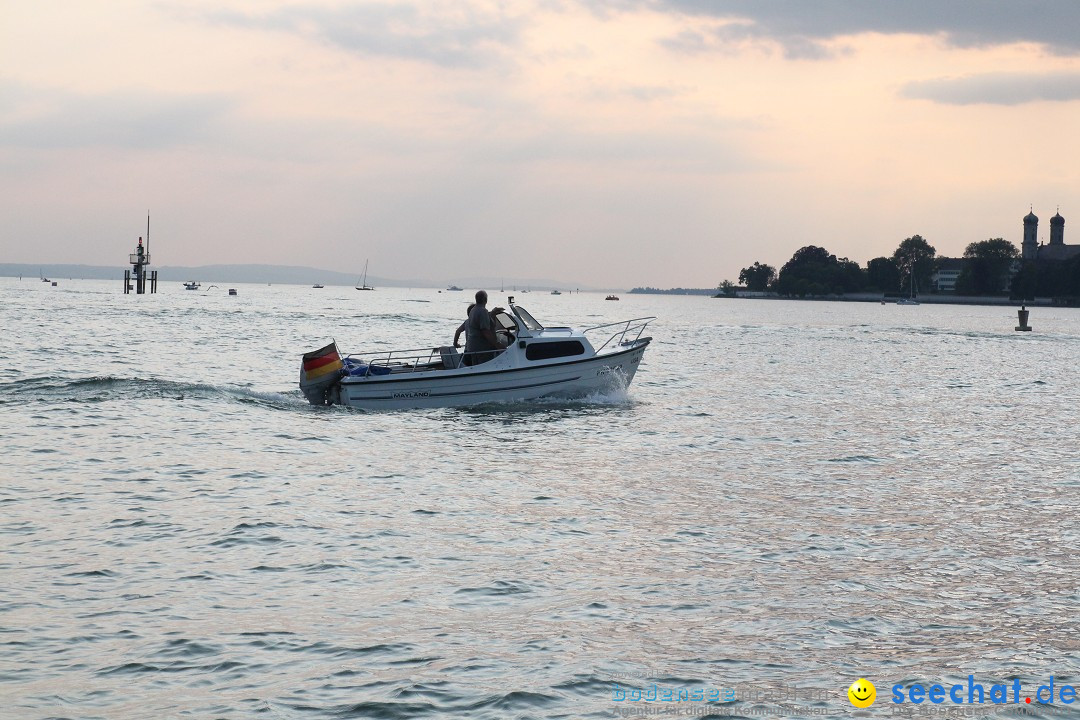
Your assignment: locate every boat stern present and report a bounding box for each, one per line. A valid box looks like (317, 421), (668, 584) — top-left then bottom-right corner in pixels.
(299, 342), (345, 405)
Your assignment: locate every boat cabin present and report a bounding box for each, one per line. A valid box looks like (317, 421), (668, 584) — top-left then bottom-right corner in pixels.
(341, 300), (600, 377)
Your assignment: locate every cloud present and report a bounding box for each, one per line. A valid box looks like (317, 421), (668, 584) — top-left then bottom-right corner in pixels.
(576, 80), (690, 103)
(648, 0), (1080, 58)
(203, 2), (522, 68)
(902, 71), (1080, 105)
(0, 82), (231, 150)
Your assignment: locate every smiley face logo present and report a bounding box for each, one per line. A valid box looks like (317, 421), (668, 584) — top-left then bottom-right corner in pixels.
(848, 678), (876, 708)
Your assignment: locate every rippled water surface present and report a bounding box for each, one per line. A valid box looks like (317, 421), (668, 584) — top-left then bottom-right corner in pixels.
(1, 279), (1078, 719)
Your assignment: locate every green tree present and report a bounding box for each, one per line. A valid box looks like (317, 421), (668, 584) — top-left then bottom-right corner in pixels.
(866, 257), (901, 292)
(891, 235), (936, 296)
(1022, 257), (1080, 300)
(774, 245), (867, 297)
(738, 262), (776, 291)
(1065, 256), (1080, 299)
(956, 238), (1019, 295)
(836, 257), (866, 292)
(1010, 261), (1038, 301)
(717, 280), (737, 297)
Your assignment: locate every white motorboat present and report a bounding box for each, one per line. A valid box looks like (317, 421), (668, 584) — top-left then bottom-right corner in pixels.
(299, 298), (654, 409)
(183, 280), (200, 290)
(446, 285), (463, 292)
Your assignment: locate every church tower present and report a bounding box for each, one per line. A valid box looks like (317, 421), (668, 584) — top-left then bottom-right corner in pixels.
(1022, 209), (1039, 260)
(1050, 210), (1065, 246)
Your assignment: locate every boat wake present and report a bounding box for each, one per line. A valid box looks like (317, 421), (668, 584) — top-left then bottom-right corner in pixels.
(353, 312), (443, 324)
(550, 367), (633, 405)
(0, 375), (306, 410)
(2, 362), (641, 415)
(524, 389), (635, 411)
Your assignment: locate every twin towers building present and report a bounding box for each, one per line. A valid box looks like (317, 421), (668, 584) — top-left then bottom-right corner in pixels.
(1022, 209), (1080, 261)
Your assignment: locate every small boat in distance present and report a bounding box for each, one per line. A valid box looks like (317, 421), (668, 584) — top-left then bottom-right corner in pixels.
(550, 289), (562, 295)
(355, 259), (375, 291)
(299, 298), (654, 410)
(183, 281), (200, 290)
(446, 285), (463, 292)
(606, 295), (620, 301)
(313, 283), (324, 289)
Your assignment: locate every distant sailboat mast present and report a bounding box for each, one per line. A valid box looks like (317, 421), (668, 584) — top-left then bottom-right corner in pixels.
(356, 259), (375, 290)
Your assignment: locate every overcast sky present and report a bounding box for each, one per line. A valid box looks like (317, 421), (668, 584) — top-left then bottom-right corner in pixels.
(3, 0), (1080, 287)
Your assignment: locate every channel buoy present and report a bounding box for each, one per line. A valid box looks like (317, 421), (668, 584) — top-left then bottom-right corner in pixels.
(1015, 305), (1032, 332)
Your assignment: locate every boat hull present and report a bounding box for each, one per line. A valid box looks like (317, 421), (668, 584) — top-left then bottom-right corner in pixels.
(334, 340), (648, 410)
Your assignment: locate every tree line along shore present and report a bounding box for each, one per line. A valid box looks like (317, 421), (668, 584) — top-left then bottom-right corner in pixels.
(716, 235), (1080, 304)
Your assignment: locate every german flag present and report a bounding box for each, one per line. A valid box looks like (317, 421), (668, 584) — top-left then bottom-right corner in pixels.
(301, 342), (343, 383)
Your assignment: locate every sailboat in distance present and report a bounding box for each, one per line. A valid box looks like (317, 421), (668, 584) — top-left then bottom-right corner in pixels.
(897, 270), (919, 305)
(355, 259), (375, 291)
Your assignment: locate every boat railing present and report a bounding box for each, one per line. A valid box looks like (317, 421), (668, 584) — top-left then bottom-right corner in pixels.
(582, 316), (656, 353)
(343, 345), (501, 377)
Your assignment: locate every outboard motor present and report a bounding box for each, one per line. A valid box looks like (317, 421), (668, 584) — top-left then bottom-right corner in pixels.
(300, 341), (345, 405)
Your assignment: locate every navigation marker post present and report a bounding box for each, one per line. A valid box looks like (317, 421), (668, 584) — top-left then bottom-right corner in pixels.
(1016, 305), (1032, 332)
(124, 214), (158, 295)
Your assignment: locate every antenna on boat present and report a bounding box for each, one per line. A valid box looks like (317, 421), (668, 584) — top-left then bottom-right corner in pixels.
(146, 212), (150, 256)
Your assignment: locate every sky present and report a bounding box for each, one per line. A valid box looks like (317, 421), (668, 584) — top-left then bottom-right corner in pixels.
(3, 0), (1080, 288)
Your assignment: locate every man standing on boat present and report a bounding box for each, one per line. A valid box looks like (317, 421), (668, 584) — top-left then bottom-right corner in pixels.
(453, 303), (476, 349)
(463, 290), (504, 366)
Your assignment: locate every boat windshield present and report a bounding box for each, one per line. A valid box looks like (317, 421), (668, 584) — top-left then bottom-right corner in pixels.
(494, 310), (516, 331)
(512, 306), (543, 331)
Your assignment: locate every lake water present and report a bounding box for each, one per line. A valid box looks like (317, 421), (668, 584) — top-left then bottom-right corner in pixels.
(1, 279), (1077, 720)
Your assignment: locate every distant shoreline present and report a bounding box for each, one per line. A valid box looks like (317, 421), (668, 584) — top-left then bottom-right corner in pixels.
(0, 263), (596, 291)
(628, 287), (715, 295)
(711, 292), (1063, 307)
